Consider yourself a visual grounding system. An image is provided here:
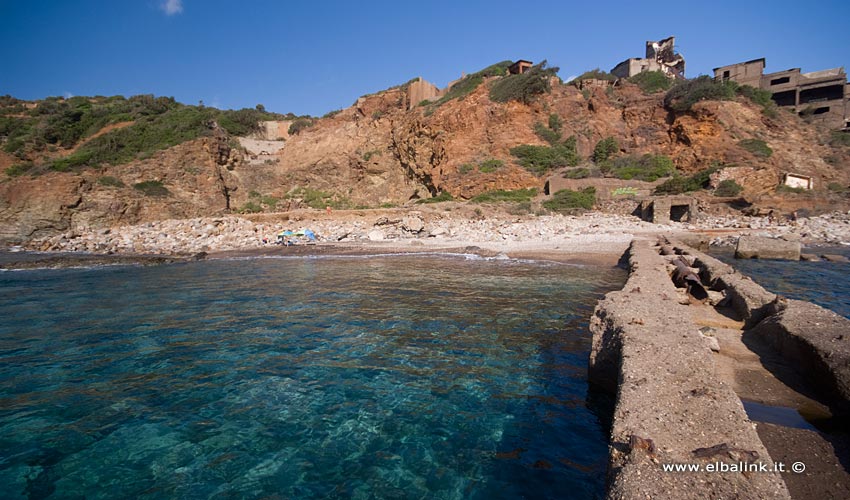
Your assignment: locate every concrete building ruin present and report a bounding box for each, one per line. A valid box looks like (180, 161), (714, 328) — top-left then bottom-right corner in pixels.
(638, 196), (698, 224)
(783, 172), (814, 190)
(508, 60), (533, 75)
(408, 59), (533, 109)
(611, 36), (686, 80)
(714, 58), (849, 130)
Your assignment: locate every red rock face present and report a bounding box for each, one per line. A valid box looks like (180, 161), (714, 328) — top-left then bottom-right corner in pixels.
(2, 79), (849, 243)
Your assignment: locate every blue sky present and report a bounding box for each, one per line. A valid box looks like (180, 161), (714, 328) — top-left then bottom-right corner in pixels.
(2, 0), (849, 116)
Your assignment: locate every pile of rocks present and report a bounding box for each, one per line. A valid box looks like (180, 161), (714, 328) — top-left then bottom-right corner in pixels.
(26, 209), (850, 256)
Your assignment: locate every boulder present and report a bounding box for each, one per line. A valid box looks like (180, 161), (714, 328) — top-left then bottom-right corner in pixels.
(401, 215), (424, 233)
(735, 235), (801, 260)
(367, 229), (385, 241)
(821, 254), (850, 263)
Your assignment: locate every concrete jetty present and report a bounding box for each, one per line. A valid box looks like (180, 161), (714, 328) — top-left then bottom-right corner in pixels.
(589, 238), (850, 499)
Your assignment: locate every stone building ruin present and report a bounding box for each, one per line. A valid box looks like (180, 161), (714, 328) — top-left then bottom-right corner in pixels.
(714, 58), (849, 130)
(611, 36), (686, 80)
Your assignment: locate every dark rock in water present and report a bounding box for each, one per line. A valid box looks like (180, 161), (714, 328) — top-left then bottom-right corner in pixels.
(735, 235), (801, 261)
(800, 253), (821, 262)
(821, 254), (850, 263)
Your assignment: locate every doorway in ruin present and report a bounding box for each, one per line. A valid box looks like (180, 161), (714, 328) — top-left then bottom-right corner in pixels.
(670, 204), (689, 222)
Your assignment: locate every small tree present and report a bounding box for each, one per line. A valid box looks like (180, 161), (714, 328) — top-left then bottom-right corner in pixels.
(593, 137), (618, 163)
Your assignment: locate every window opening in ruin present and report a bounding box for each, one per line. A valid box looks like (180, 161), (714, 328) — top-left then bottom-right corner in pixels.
(799, 85), (844, 104)
(770, 76), (790, 85)
(670, 205), (689, 222)
(723, 70), (730, 80)
(813, 107), (830, 115)
(771, 90), (796, 107)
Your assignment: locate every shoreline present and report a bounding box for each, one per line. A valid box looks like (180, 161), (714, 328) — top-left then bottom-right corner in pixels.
(4, 209), (850, 270)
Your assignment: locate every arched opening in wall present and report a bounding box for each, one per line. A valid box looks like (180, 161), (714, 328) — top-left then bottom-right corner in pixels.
(670, 204), (689, 222)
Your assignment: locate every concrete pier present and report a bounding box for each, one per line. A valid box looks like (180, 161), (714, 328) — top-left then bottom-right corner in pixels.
(589, 237), (850, 498)
(591, 240), (782, 498)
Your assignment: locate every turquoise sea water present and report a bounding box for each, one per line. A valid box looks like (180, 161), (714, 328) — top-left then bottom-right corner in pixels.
(712, 246), (850, 319)
(0, 254), (625, 499)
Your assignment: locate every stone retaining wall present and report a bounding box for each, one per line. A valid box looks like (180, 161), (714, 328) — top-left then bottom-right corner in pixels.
(589, 239), (790, 499)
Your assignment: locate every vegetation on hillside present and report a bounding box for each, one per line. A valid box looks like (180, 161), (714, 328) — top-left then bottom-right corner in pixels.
(738, 138), (773, 157)
(570, 69), (616, 82)
(489, 61), (560, 104)
(627, 71), (672, 93)
(432, 61), (514, 107)
(471, 188), (537, 203)
(0, 94), (298, 174)
(654, 165), (722, 194)
(543, 187), (596, 213)
(601, 154), (675, 182)
(663, 77), (778, 116)
(592, 136), (619, 163)
(714, 179), (743, 197)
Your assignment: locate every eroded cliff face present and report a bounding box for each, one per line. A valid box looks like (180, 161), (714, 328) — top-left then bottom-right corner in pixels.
(1, 78), (848, 244)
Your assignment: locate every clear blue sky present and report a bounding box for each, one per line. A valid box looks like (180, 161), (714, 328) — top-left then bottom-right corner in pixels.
(2, 0), (849, 116)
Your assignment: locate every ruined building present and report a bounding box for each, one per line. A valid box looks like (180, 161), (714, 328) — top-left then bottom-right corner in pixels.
(407, 60), (533, 109)
(611, 36), (686, 80)
(714, 58), (849, 130)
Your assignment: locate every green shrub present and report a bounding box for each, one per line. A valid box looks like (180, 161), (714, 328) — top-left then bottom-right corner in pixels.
(240, 201), (263, 213)
(433, 60), (514, 107)
(478, 159), (504, 173)
(489, 61), (560, 104)
(416, 191), (454, 204)
(571, 69), (616, 82)
(543, 187), (596, 213)
(714, 179), (743, 197)
(97, 176), (125, 187)
(548, 113), (562, 133)
(592, 137), (618, 162)
(736, 85), (773, 108)
(288, 118), (314, 135)
(776, 184), (806, 194)
(5, 162), (34, 177)
(563, 167), (590, 179)
(654, 165), (721, 194)
(322, 109), (342, 119)
(534, 122), (561, 145)
(287, 187), (352, 209)
(830, 131), (850, 147)
(363, 149), (382, 161)
(458, 163), (474, 174)
(628, 71), (672, 93)
(133, 180), (169, 197)
(827, 182), (847, 193)
(259, 195), (279, 209)
(604, 154), (675, 182)
(738, 138), (772, 157)
(471, 188), (537, 203)
(664, 76), (737, 112)
(510, 141), (580, 175)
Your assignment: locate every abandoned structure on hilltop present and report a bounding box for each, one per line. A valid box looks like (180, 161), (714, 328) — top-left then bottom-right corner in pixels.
(713, 58), (850, 130)
(407, 59), (534, 109)
(508, 60), (533, 75)
(611, 36), (686, 80)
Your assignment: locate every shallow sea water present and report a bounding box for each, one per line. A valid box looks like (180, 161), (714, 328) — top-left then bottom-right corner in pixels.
(0, 254), (625, 499)
(712, 246), (850, 319)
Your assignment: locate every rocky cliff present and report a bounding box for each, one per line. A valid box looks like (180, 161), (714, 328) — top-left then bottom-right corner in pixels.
(1, 74), (849, 244)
